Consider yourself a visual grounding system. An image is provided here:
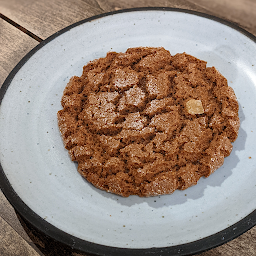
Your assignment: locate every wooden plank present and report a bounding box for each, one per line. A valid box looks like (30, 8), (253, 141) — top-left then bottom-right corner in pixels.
(186, 0), (256, 35)
(0, 190), (33, 244)
(0, 190), (45, 256)
(0, 0), (103, 39)
(95, 0), (212, 12)
(0, 19), (39, 87)
(1, 0), (255, 41)
(0, 217), (40, 256)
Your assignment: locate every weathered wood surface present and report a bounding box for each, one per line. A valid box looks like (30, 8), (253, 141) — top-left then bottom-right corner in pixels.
(0, 0), (256, 255)
(0, 18), (38, 86)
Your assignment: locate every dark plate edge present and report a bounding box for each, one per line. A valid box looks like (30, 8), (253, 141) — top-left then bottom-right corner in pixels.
(0, 7), (256, 256)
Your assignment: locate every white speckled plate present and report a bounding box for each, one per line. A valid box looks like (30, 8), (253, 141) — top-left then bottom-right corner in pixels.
(1, 8), (256, 256)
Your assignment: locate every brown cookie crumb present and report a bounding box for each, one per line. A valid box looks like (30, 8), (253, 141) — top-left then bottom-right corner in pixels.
(57, 47), (240, 197)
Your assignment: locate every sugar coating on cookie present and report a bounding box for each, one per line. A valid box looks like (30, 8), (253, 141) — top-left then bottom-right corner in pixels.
(57, 47), (240, 197)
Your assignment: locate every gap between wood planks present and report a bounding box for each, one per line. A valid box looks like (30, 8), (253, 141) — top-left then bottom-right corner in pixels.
(0, 13), (43, 42)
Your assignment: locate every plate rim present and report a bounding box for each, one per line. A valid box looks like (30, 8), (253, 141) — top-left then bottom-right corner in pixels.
(1, 7), (256, 256)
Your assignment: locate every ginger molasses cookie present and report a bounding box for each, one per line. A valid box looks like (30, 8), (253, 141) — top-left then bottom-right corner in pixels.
(57, 47), (240, 197)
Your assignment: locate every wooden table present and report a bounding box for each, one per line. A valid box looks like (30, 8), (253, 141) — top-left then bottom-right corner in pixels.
(0, 0), (256, 255)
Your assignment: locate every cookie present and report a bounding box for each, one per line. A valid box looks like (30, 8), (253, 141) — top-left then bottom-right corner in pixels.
(57, 47), (240, 197)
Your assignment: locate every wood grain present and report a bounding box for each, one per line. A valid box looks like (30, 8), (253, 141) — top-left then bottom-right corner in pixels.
(0, 19), (38, 87)
(1, 0), (256, 40)
(186, 0), (256, 35)
(0, 218), (40, 256)
(95, 0), (212, 12)
(0, 0), (103, 39)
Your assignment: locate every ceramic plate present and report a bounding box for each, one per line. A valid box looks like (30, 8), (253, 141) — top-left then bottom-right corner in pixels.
(1, 8), (256, 256)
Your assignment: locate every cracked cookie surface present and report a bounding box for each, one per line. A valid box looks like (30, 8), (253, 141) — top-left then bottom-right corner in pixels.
(57, 47), (240, 197)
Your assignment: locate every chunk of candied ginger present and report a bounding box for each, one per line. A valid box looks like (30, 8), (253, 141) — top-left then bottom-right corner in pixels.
(186, 99), (204, 115)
